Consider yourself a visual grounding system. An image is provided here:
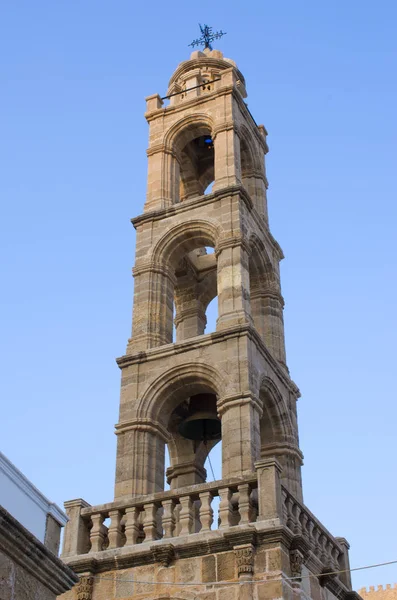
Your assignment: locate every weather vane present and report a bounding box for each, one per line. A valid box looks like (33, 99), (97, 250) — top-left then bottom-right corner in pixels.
(189, 24), (227, 51)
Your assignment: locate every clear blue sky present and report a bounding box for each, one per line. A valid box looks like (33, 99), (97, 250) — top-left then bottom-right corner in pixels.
(1, 0), (396, 589)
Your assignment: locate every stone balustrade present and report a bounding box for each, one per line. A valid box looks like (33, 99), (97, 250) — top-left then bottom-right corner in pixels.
(63, 463), (344, 583)
(282, 487), (342, 571)
(63, 475), (259, 556)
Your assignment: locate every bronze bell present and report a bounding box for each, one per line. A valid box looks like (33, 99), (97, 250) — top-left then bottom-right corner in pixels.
(178, 393), (221, 441)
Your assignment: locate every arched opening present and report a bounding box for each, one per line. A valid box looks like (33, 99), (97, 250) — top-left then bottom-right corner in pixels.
(205, 296), (217, 334)
(248, 236), (271, 342)
(166, 118), (215, 204)
(179, 133), (215, 201)
(173, 245), (218, 343)
(239, 128), (267, 218)
(139, 362), (226, 489)
(258, 378), (302, 498)
(150, 220), (220, 346)
(248, 235), (287, 363)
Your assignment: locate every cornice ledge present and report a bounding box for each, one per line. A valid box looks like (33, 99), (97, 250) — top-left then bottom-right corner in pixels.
(62, 523), (299, 575)
(321, 572), (351, 600)
(117, 323), (253, 368)
(145, 83), (235, 122)
(0, 506), (78, 595)
(117, 325), (300, 399)
(130, 184), (252, 228)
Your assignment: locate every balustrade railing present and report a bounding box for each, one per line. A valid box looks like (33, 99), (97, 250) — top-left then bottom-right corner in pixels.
(281, 487), (342, 571)
(72, 476), (258, 555)
(64, 467), (344, 575)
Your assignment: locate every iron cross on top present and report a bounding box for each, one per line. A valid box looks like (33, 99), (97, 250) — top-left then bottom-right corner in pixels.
(189, 24), (227, 51)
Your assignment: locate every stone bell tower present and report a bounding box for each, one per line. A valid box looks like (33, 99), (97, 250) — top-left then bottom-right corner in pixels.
(59, 47), (358, 600)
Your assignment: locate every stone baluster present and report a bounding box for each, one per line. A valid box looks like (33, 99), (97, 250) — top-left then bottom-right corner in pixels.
(319, 533), (328, 563)
(281, 489), (288, 524)
(300, 511), (309, 542)
(162, 499), (176, 538)
(238, 483), (253, 525)
(307, 518), (315, 547)
(331, 545), (340, 572)
(285, 495), (294, 530)
(143, 502), (160, 542)
(199, 491), (214, 531)
(178, 496), (194, 535)
(107, 509), (123, 549)
(292, 504), (302, 535)
(89, 513), (106, 553)
(124, 506), (140, 546)
(218, 488), (233, 529)
(312, 526), (321, 556)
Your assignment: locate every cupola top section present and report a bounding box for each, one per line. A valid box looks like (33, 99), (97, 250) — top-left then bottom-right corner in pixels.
(166, 48), (247, 99)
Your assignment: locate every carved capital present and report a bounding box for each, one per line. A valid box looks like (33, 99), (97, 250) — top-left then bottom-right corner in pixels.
(234, 543), (255, 576)
(76, 574), (94, 600)
(290, 549), (305, 580)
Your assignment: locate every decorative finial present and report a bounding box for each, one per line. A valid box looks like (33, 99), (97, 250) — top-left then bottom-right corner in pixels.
(189, 24), (227, 51)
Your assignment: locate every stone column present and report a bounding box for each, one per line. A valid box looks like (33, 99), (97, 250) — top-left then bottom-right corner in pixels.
(242, 174), (268, 224)
(62, 499), (91, 557)
(252, 286), (286, 365)
(219, 395), (260, 478)
(254, 458), (283, 522)
(234, 543), (255, 600)
(114, 420), (168, 499)
(213, 126), (241, 190)
(263, 290), (286, 364)
(128, 261), (175, 352)
(174, 277), (207, 341)
(213, 69), (241, 191)
(216, 242), (252, 331)
(144, 147), (180, 211)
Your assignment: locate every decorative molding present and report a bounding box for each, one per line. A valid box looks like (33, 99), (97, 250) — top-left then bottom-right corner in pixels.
(114, 418), (171, 442)
(234, 543), (255, 576)
(217, 392), (262, 417)
(76, 574), (94, 600)
(290, 548), (305, 580)
(0, 452), (68, 527)
(132, 261), (176, 284)
(151, 543), (175, 567)
(116, 322), (300, 399)
(130, 184), (252, 228)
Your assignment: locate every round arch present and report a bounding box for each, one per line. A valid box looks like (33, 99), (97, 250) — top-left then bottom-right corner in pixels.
(248, 233), (276, 289)
(239, 123), (263, 175)
(152, 218), (221, 269)
(137, 361), (228, 426)
(164, 113), (214, 157)
(259, 375), (295, 444)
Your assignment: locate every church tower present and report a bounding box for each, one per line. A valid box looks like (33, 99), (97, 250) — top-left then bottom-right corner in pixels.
(59, 44), (357, 600)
